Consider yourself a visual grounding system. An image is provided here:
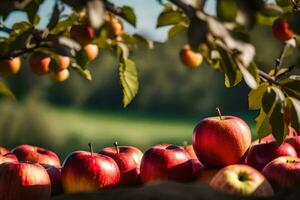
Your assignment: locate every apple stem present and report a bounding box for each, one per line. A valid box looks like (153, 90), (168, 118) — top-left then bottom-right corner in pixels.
(216, 107), (223, 120)
(114, 141), (119, 154)
(88, 143), (93, 156)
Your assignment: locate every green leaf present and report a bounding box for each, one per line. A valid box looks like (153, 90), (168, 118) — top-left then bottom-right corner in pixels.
(262, 86), (285, 113)
(276, 0), (292, 7)
(121, 6), (137, 27)
(217, 0), (238, 22)
(119, 58), (139, 107)
(249, 83), (268, 110)
(75, 50), (90, 69)
(168, 23), (187, 39)
(157, 10), (185, 28)
(218, 47), (242, 88)
(47, 3), (60, 30)
(256, 108), (272, 139)
(260, 3), (283, 17)
(0, 81), (16, 100)
(269, 101), (288, 144)
(188, 17), (208, 49)
(236, 61), (258, 89)
(281, 75), (300, 98)
(256, 13), (277, 26)
(285, 97), (300, 131)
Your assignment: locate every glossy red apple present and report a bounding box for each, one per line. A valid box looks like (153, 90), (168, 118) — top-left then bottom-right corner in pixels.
(61, 143), (120, 193)
(245, 141), (297, 171)
(193, 109), (251, 168)
(0, 162), (51, 200)
(0, 146), (10, 155)
(181, 144), (203, 177)
(140, 144), (194, 183)
(272, 17), (294, 41)
(0, 57), (21, 75)
(70, 24), (95, 46)
(43, 164), (63, 196)
(262, 156), (300, 190)
(210, 164), (274, 197)
(29, 53), (51, 75)
(12, 144), (61, 168)
(99, 142), (143, 186)
(285, 136), (300, 157)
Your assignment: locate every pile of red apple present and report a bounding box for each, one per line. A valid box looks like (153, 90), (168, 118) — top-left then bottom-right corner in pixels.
(1, 111), (300, 200)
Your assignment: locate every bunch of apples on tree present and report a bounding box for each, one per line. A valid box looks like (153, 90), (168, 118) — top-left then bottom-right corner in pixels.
(1, 109), (300, 199)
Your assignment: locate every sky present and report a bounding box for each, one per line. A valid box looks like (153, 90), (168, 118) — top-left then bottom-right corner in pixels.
(3, 0), (216, 42)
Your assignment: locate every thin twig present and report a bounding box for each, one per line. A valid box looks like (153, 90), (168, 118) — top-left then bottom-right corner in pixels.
(0, 24), (12, 34)
(104, 1), (123, 15)
(258, 70), (281, 86)
(274, 41), (290, 79)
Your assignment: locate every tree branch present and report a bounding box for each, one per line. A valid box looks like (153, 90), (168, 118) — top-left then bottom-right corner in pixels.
(274, 41), (290, 79)
(258, 70), (281, 86)
(0, 23), (12, 34)
(104, 1), (122, 16)
(168, 0), (195, 19)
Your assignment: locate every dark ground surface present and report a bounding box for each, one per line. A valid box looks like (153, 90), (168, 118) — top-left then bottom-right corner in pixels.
(51, 182), (300, 200)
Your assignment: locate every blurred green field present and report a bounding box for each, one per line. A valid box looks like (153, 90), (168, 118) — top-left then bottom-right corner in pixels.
(0, 100), (257, 159)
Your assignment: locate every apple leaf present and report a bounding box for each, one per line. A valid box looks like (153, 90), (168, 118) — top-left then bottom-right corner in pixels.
(218, 47), (242, 88)
(0, 81), (16, 100)
(236, 61), (258, 89)
(168, 23), (187, 39)
(256, 108), (272, 139)
(119, 58), (139, 107)
(157, 8), (186, 28)
(217, 0), (238, 22)
(188, 17), (208, 49)
(281, 75), (300, 99)
(121, 6), (137, 27)
(285, 97), (300, 131)
(25, 0), (44, 24)
(269, 101), (288, 144)
(249, 83), (269, 110)
(47, 3), (60, 30)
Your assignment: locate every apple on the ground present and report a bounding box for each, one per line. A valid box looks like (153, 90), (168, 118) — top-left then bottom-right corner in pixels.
(99, 142), (143, 186)
(210, 164), (274, 197)
(0, 162), (51, 200)
(245, 141), (297, 171)
(140, 144), (194, 183)
(12, 144), (61, 168)
(193, 109), (251, 168)
(43, 164), (64, 196)
(262, 156), (300, 190)
(61, 143), (120, 193)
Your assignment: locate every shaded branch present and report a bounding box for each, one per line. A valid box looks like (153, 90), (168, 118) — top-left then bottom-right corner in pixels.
(168, 0), (195, 18)
(258, 70), (281, 86)
(274, 41), (290, 79)
(104, 1), (122, 15)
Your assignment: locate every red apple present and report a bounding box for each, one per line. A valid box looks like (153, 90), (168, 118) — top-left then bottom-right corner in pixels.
(181, 144), (203, 178)
(70, 24), (95, 46)
(272, 17), (294, 41)
(0, 146), (10, 155)
(210, 164), (274, 197)
(198, 168), (220, 184)
(193, 110), (251, 168)
(140, 144), (194, 183)
(43, 164), (63, 196)
(0, 162), (51, 200)
(49, 69), (70, 82)
(12, 144), (61, 168)
(51, 55), (70, 72)
(29, 53), (51, 75)
(245, 141), (297, 171)
(0, 57), (21, 75)
(180, 45), (203, 68)
(285, 136), (300, 157)
(99, 142), (143, 186)
(262, 156), (300, 190)
(0, 152), (18, 165)
(84, 44), (99, 61)
(61, 144), (120, 193)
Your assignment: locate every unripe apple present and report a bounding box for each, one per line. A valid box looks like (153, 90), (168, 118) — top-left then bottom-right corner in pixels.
(272, 18), (294, 41)
(0, 57), (21, 75)
(70, 24), (95, 46)
(50, 69), (70, 82)
(107, 18), (123, 38)
(29, 53), (51, 75)
(51, 55), (70, 72)
(180, 45), (203, 68)
(84, 44), (99, 61)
